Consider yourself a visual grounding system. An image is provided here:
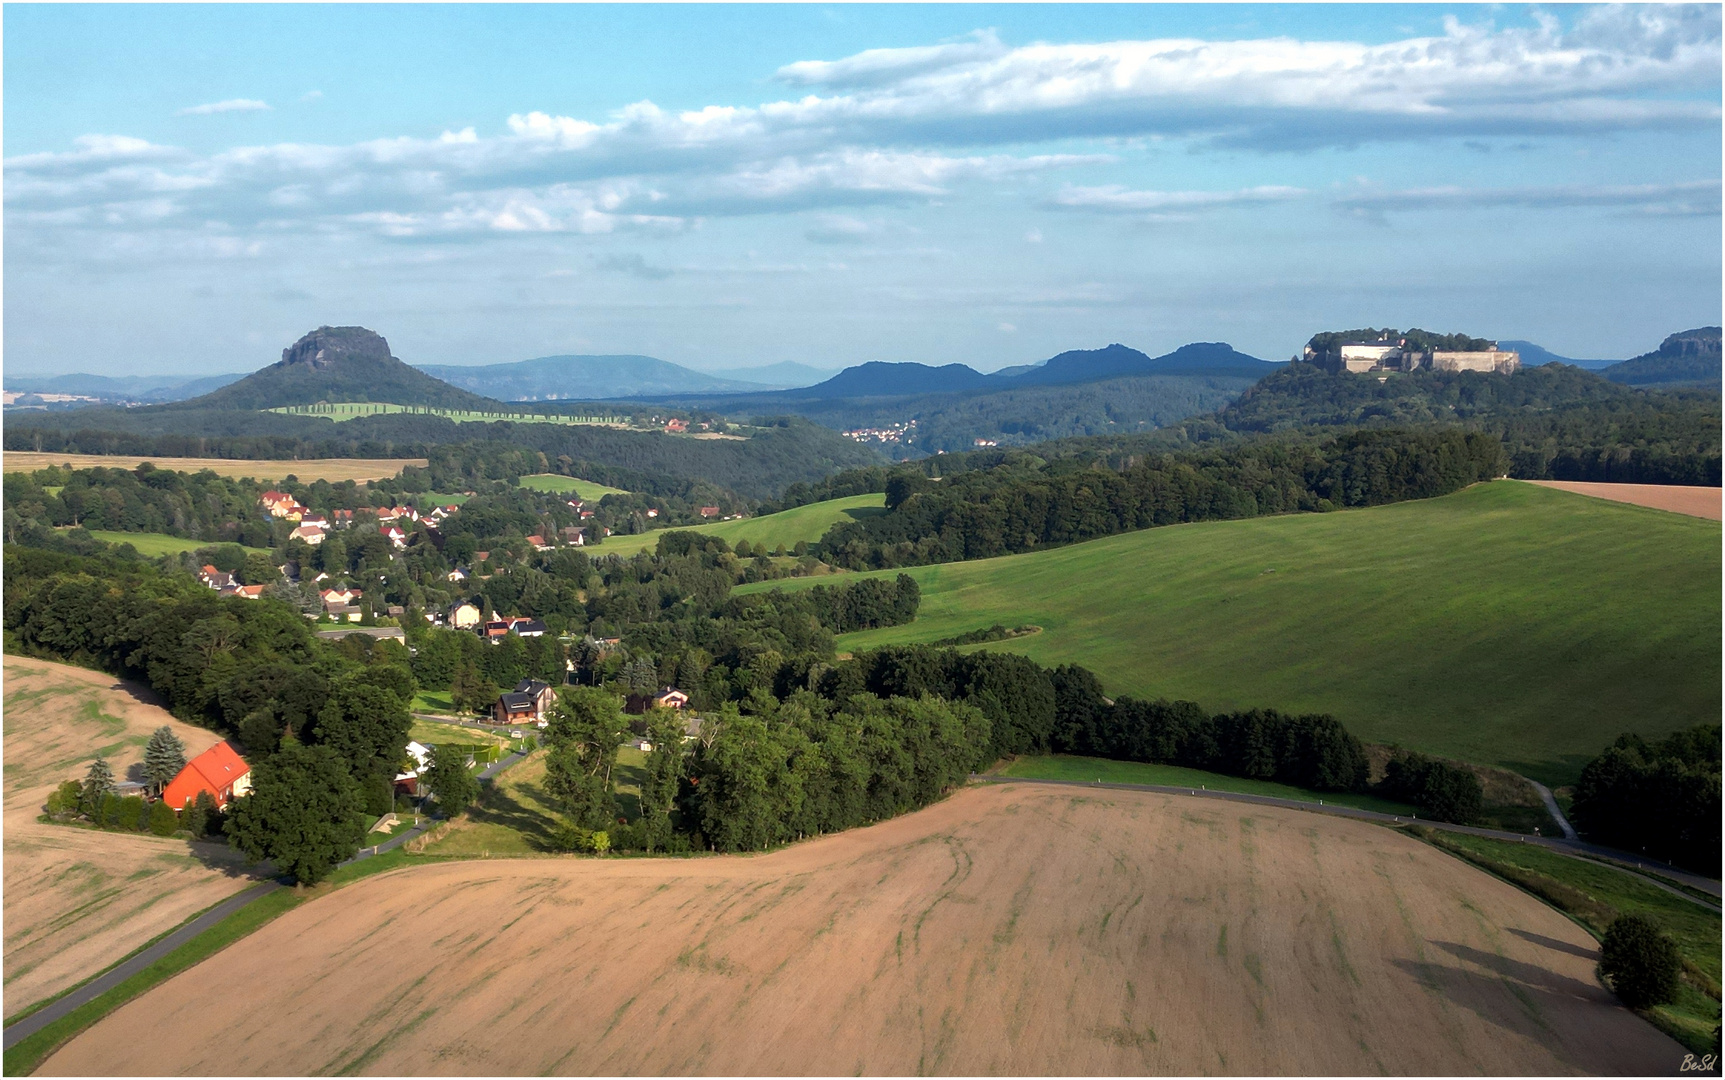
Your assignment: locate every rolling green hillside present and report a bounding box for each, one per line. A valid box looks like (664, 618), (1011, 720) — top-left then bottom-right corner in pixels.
(595, 493), (887, 556)
(740, 482), (1719, 785)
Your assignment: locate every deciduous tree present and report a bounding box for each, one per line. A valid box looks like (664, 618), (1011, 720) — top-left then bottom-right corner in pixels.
(226, 742), (365, 885)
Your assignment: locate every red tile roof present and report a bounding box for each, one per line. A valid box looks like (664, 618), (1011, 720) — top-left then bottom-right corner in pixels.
(162, 741), (249, 810)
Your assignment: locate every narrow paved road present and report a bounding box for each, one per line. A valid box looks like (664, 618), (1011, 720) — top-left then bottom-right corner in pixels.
(4, 749), (522, 1053)
(972, 775), (1721, 906)
(1530, 779), (1579, 840)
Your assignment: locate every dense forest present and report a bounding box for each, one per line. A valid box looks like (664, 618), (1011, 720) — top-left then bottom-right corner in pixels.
(1214, 364), (1720, 485)
(807, 428), (1505, 570)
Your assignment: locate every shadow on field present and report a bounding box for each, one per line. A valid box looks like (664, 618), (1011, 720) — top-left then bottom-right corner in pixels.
(1507, 928), (1598, 961)
(467, 781), (561, 851)
(1393, 940), (1625, 1071)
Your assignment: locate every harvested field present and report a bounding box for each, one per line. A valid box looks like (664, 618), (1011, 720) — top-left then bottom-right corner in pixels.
(1524, 480), (1722, 520)
(2, 657), (264, 1015)
(44, 784), (1681, 1075)
(1, 452), (425, 482)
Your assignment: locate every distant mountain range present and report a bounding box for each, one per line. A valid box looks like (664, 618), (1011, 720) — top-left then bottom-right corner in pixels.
(171, 326), (502, 412)
(1498, 341), (1618, 371)
(767, 342), (1281, 401)
(415, 355), (782, 399)
(4, 371), (247, 404)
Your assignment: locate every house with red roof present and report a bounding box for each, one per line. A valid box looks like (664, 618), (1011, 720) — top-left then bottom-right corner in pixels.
(162, 741), (251, 810)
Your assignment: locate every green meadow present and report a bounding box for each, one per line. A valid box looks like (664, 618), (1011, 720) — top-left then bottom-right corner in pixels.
(741, 482), (1720, 786)
(594, 492), (887, 557)
(518, 473), (630, 499)
(83, 531), (272, 558)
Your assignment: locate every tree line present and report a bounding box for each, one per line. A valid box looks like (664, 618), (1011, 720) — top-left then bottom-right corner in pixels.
(810, 428), (1506, 570)
(1570, 725), (1720, 875)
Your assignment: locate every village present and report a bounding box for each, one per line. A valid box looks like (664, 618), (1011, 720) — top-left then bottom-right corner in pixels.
(133, 485), (706, 846)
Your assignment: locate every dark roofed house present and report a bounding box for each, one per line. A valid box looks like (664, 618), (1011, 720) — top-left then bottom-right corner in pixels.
(512, 679), (555, 723)
(492, 691), (538, 726)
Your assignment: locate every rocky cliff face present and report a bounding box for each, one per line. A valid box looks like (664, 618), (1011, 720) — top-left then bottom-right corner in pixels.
(276, 326), (394, 371)
(1603, 327), (1721, 389)
(1655, 327), (1722, 359)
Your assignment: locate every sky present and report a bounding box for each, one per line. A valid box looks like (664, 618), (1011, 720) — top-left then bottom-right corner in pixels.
(5, 3), (1721, 377)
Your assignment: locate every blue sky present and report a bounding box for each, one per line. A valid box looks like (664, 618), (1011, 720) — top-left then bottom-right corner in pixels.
(5, 4), (1720, 376)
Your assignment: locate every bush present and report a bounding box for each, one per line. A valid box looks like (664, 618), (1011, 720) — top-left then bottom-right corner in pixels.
(1377, 751), (1483, 824)
(1600, 914), (1680, 1008)
(148, 798), (179, 836)
(44, 780), (82, 817)
(103, 795), (147, 831)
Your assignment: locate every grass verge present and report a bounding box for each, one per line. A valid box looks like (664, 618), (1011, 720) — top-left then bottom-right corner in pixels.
(1406, 826), (1722, 1056)
(999, 754), (1419, 816)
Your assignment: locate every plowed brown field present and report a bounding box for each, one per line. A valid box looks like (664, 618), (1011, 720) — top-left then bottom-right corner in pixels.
(42, 784), (1681, 1075)
(1525, 480), (1722, 520)
(3, 657), (264, 1014)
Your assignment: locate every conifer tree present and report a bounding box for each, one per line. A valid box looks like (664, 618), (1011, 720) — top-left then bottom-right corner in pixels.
(81, 754), (115, 815)
(143, 726), (188, 795)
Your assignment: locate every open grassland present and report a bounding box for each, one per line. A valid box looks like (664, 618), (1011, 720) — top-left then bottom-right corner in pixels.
(1001, 755), (1420, 816)
(518, 473), (630, 499)
(80, 531), (272, 558)
(2, 452), (425, 482)
(748, 482), (1718, 787)
(267, 402), (625, 426)
(596, 492), (887, 557)
(44, 784), (1682, 1075)
(1526, 480), (1722, 521)
(1, 657), (264, 1016)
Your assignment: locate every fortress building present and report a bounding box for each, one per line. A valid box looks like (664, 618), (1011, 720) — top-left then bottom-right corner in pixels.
(1309, 336), (1519, 375)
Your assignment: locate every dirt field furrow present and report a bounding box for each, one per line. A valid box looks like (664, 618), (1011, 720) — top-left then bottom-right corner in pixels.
(41, 783), (1683, 1075)
(3, 657), (265, 1014)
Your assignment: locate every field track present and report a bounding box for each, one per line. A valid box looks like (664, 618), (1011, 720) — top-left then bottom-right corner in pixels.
(1525, 480), (1722, 520)
(2, 658), (263, 1015)
(43, 785), (1681, 1075)
(1, 453), (425, 482)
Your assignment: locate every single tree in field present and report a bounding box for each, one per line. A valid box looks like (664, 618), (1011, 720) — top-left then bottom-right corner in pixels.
(1600, 914), (1680, 1008)
(423, 744), (480, 816)
(226, 742), (365, 886)
(81, 755), (115, 815)
(143, 726), (188, 796)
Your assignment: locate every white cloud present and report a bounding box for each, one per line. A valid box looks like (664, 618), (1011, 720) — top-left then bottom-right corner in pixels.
(6, 14), (1718, 253)
(300, 91), (324, 103)
(178, 99), (271, 117)
(1050, 184), (1307, 219)
(1335, 180), (1721, 217)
